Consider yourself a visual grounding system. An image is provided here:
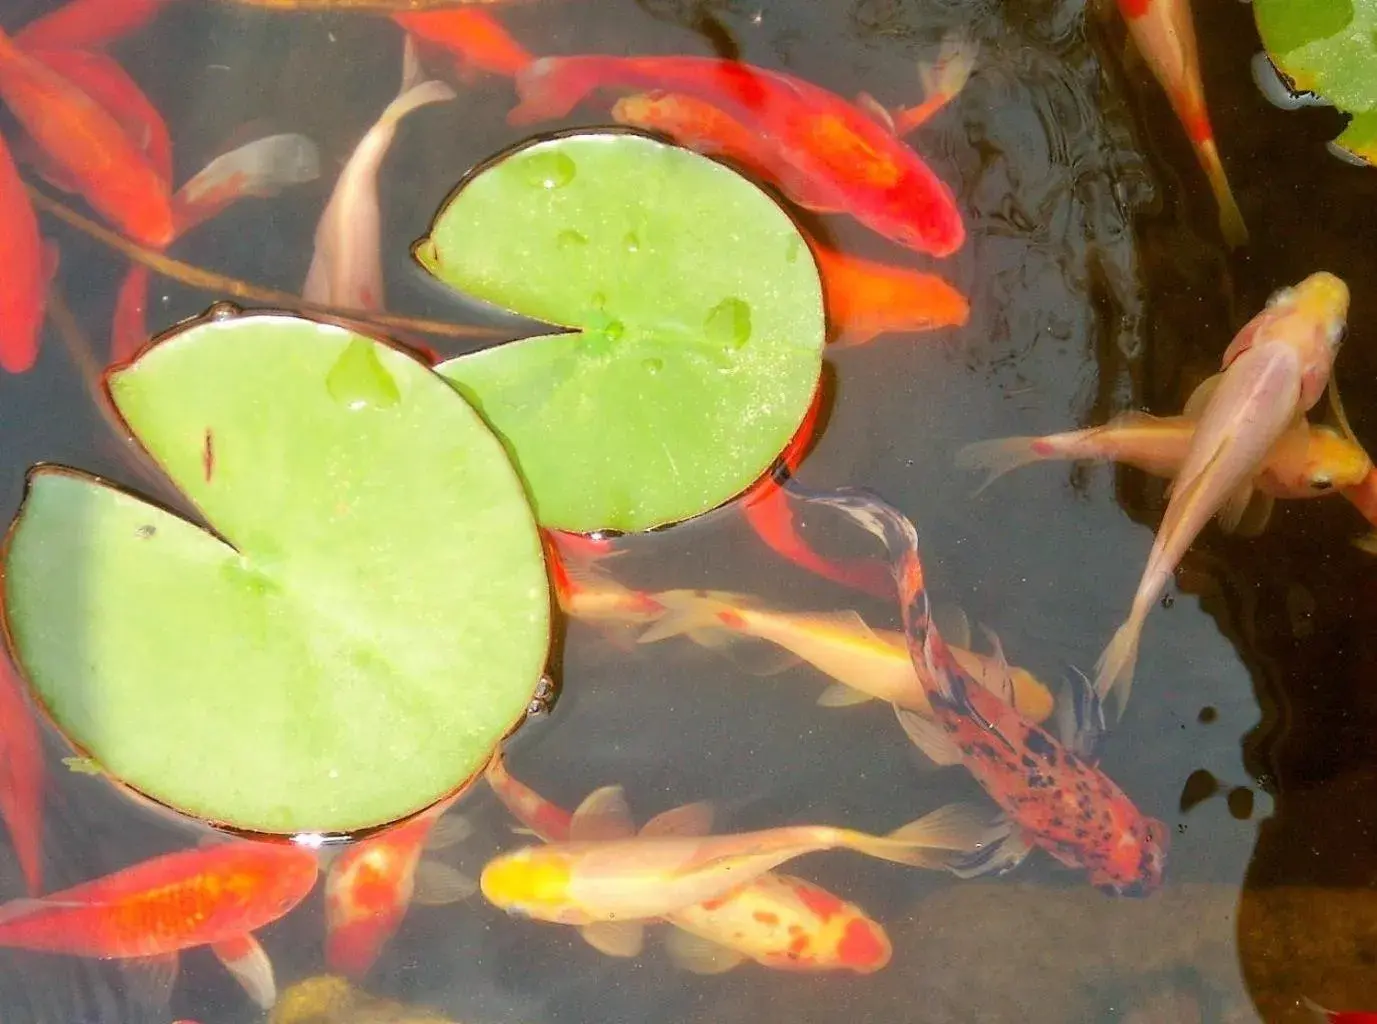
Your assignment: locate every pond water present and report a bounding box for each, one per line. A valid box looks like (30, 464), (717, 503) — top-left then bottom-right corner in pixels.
(0, 0), (1375, 1020)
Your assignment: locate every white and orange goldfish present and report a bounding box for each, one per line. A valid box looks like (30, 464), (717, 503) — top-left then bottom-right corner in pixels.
(1095, 272), (1350, 707)
(1113, 0), (1247, 245)
(638, 588), (1055, 723)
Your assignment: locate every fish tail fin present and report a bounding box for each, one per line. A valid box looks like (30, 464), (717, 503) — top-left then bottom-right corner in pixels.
(1190, 128), (1248, 247)
(636, 590), (743, 648)
(509, 57), (593, 126)
(840, 803), (1015, 872)
(381, 65), (457, 128)
(953, 437), (1050, 497)
(1093, 613), (1143, 717)
(920, 33), (977, 106)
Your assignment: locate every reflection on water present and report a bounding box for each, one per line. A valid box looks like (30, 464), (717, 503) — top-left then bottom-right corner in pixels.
(1, 0), (1376, 1019)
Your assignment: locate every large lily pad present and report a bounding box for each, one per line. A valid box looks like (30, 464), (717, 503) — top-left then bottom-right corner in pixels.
(1, 310), (550, 835)
(1255, 0), (1377, 161)
(420, 131), (825, 534)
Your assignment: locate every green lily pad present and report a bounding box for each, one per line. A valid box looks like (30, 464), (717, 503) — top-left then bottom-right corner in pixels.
(1, 310), (550, 835)
(1255, 0), (1377, 161)
(420, 131), (825, 534)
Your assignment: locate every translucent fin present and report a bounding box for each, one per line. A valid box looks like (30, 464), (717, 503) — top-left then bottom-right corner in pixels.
(1093, 612), (1142, 715)
(1182, 373), (1223, 419)
(122, 953), (178, 1009)
(425, 814), (474, 851)
(931, 604), (971, 649)
(637, 590), (747, 646)
(580, 920), (645, 957)
(1233, 491), (1276, 538)
(665, 927), (748, 974)
(569, 786), (636, 842)
(893, 706), (963, 766)
(942, 813), (1034, 879)
(1058, 668), (1107, 763)
(919, 34), (977, 107)
(854, 91), (896, 133)
(1328, 373), (1362, 449)
(816, 683), (876, 707)
(846, 802), (1010, 870)
(412, 861), (478, 905)
(954, 438), (1047, 496)
(640, 802), (714, 839)
(976, 624), (1015, 703)
(211, 934), (275, 1009)
(1217, 482), (1258, 534)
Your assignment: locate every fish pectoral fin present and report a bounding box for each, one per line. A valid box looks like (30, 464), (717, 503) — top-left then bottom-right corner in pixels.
(1217, 481), (1259, 534)
(937, 811), (1034, 879)
(893, 706), (963, 767)
(930, 603), (972, 649)
(1182, 373), (1224, 419)
(640, 801), (714, 839)
(853, 91), (897, 133)
(121, 952), (180, 1010)
(815, 683), (876, 707)
(580, 920), (646, 958)
(211, 933), (276, 1009)
(569, 785), (637, 842)
(1056, 669), (1108, 762)
(1233, 491), (1276, 538)
(665, 927), (748, 974)
(424, 813), (475, 851)
(412, 860), (479, 905)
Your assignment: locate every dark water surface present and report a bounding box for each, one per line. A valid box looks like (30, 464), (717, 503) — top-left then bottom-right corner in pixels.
(1, 0), (1375, 1020)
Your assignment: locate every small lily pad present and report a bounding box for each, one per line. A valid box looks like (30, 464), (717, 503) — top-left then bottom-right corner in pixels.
(421, 131), (825, 533)
(1, 310), (550, 835)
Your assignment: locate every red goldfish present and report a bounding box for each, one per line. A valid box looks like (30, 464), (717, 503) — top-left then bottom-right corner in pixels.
(509, 53), (967, 257)
(1114, 0), (1246, 245)
(811, 241), (968, 346)
(15, 0), (174, 51)
(485, 754), (897, 972)
(395, 9), (534, 79)
(0, 131), (51, 374)
(0, 655), (43, 895)
(324, 794), (475, 977)
(1095, 272), (1349, 707)
(0, 27), (172, 245)
(792, 485), (1169, 896)
(1305, 1000), (1377, 1023)
(0, 840), (319, 1007)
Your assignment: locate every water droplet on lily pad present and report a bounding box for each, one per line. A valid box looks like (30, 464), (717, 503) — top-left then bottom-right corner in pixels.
(326, 338), (401, 412)
(643, 357), (663, 374)
(207, 301), (242, 321)
(520, 150), (576, 190)
(557, 229), (588, 250)
(705, 297), (752, 350)
(624, 231), (641, 253)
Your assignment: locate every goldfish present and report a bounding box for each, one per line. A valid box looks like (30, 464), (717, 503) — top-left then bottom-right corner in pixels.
(303, 39), (454, 311)
(0, 840), (319, 1007)
(0, 131), (52, 374)
(1095, 272), (1350, 707)
(638, 588), (1055, 723)
(1305, 1000), (1377, 1024)
(395, 9), (534, 79)
(789, 484), (1169, 896)
(485, 753), (896, 972)
(811, 240), (968, 347)
(15, 0), (175, 51)
(509, 52), (968, 257)
(544, 532), (664, 630)
(0, 655), (43, 895)
(0, 27), (172, 245)
(1113, 0), (1247, 245)
(324, 794), (476, 977)
(480, 779), (997, 953)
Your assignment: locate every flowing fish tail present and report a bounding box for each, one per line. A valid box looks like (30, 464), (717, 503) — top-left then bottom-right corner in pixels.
(1198, 138), (1248, 248)
(954, 437), (1055, 497)
(509, 57), (597, 126)
(837, 804), (1009, 872)
(1093, 611), (1144, 716)
(637, 590), (739, 647)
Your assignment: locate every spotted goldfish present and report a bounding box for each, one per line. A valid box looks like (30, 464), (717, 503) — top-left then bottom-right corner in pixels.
(485, 753), (896, 972)
(1095, 272), (1349, 708)
(791, 484), (1169, 896)
(509, 53), (968, 257)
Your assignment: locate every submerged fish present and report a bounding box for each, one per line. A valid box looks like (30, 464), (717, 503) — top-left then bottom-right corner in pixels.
(485, 753), (898, 971)
(395, 9), (533, 79)
(0, 131), (52, 374)
(14, 0), (175, 51)
(790, 484), (1169, 896)
(0, 655), (43, 895)
(544, 531), (664, 631)
(1095, 272), (1349, 708)
(811, 240), (969, 347)
(509, 52), (968, 257)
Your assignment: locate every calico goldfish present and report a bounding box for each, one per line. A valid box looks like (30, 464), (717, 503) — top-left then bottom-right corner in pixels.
(325, 794), (475, 977)
(0, 131), (51, 374)
(0, 27), (172, 245)
(485, 753), (898, 972)
(480, 781), (996, 953)
(811, 241), (968, 347)
(1095, 272), (1349, 707)
(303, 39), (454, 311)
(638, 588), (1055, 723)
(791, 484), (1169, 896)
(1114, 0), (1246, 245)
(0, 840), (319, 1007)
(509, 53), (968, 257)
(395, 9), (533, 79)
(15, 0), (174, 51)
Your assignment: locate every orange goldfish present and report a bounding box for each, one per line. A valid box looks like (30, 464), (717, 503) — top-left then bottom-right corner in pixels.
(793, 485), (1169, 896)
(324, 794), (475, 977)
(395, 9), (534, 79)
(0, 655), (43, 895)
(1095, 272), (1349, 707)
(544, 532), (664, 629)
(0, 27), (172, 245)
(303, 39), (454, 312)
(509, 53), (968, 257)
(485, 753), (898, 972)
(811, 241), (968, 347)
(638, 588), (1055, 723)
(1114, 0), (1246, 245)
(0, 840), (319, 1007)
(15, 0), (175, 51)
(480, 782), (995, 952)
(0, 131), (51, 374)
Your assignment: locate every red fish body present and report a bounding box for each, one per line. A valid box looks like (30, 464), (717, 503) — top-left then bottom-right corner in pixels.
(510, 55), (965, 257)
(0, 131), (49, 374)
(15, 0), (175, 52)
(395, 10), (534, 78)
(611, 90), (783, 184)
(0, 656), (43, 894)
(811, 240), (969, 346)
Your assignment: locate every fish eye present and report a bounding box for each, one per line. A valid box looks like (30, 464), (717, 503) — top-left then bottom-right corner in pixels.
(1310, 476), (1334, 492)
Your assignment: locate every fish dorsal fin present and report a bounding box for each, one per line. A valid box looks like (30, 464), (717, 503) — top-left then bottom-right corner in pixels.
(792, 608), (885, 644)
(930, 603), (971, 649)
(1183, 373), (1224, 419)
(424, 814), (474, 851)
(815, 683), (876, 707)
(412, 860), (478, 905)
(640, 801), (714, 839)
(854, 91), (897, 133)
(580, 920), (645, 957)
(210, 934), (275, 1009)
(665, 927), (748, 974)
(569, 786), (636, 842)
(976, 624), (1016, 703)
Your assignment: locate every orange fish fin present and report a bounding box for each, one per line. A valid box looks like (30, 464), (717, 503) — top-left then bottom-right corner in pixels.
(211, 934), (276, 1009)
(412, 860), (478, 905)
(815, 683), (876, 707)
(857, 803), (1013, 871)
(121, 952), (179, 1010)
(1182, 373), (1224, 419)
(893, 706), (963, 767)
(665, 927), (747, 974)
(854, 91), (897, 133)
(930, 603), (972, 649)
(568, 785), (636, 842)
(640, 801), (714, 839)
(953, 437), (1049, 497)
(424, 814), (474, 851)
(637, 589), (751, 646)
(1228, 490), (1275, 538)
(973, 624), (1015, 703)
(1216, 482), (1258, 534)
(580, 920), (645, 958)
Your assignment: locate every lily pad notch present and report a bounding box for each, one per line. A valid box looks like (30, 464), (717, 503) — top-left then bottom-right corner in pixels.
(1, 308), (551, 836)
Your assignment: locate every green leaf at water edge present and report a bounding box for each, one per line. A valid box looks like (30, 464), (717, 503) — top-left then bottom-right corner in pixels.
(1, 310), (551, 835)
(421, 131), (826, 534)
